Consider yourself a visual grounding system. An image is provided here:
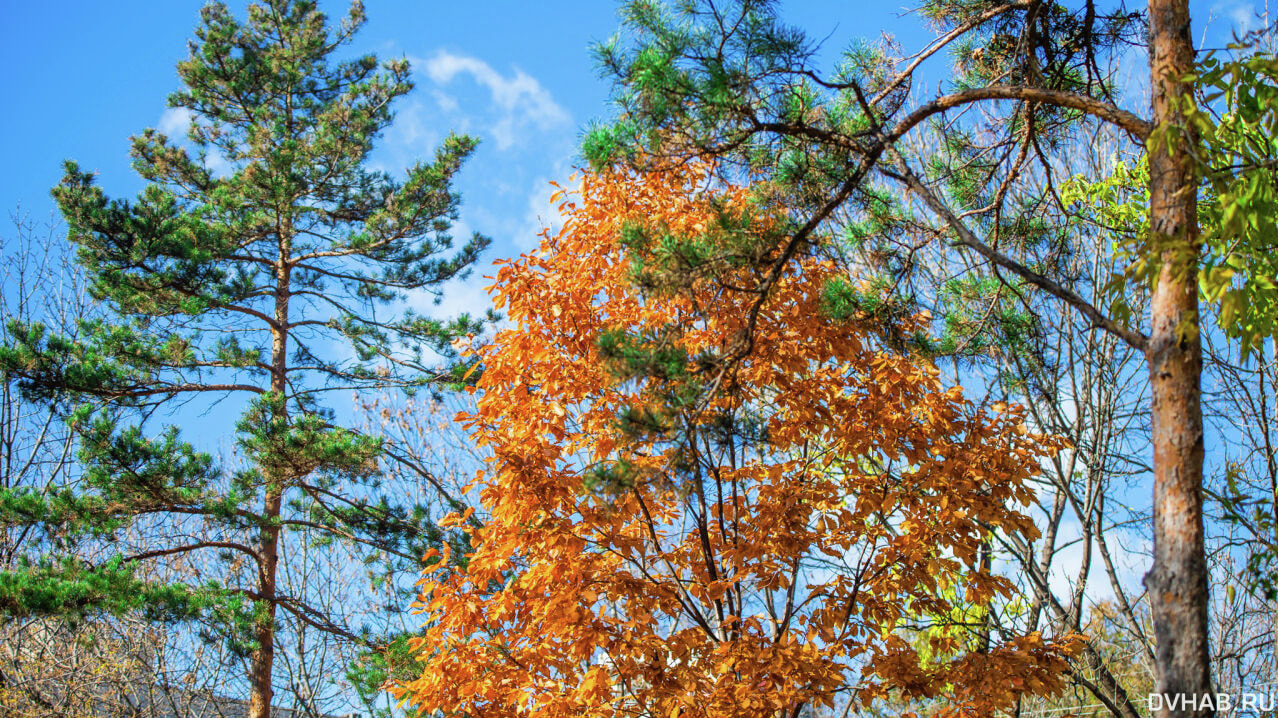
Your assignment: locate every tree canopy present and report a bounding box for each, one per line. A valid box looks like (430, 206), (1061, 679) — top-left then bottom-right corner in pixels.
(0, 1), (486, 715)
(398, 162), (1076, 717)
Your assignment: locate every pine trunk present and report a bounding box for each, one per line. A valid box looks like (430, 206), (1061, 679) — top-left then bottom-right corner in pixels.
(1144, 0), (1213, 715)
(248, 258), (292, 718)
(248, 487), (282, 718)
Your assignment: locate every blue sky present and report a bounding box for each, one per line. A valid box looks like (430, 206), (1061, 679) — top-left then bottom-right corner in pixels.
(0, 0), (1270, 710)
(0, 0), (944, 346)
(0, 0), (617, 284)
(1, 0), (1264, 254)
(1, 0), (1263, 282)
(0, 0), (1264, 458)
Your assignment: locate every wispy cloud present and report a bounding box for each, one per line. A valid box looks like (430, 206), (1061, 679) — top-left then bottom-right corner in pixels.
(158, 107), (193, 138)
(156, 107), (233, 177)
(1044, 520), (1150, 606)
(516, 168), (575, 252)
(1205, 0), (1269, 42)
(418, 50), (570, 150)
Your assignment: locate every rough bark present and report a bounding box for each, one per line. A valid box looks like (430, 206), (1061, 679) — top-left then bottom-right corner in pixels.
(248, 487), (282, 718)
(248, 256), (292, 718)
(1143, 0), (1213, 715)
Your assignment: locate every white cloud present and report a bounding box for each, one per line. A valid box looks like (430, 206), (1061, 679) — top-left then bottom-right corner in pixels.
(376, 100), (446, 174)
(1224, 1), (1259, 34)
(404, 217), (497, 321)
(419, 50), (570, 150)
(430, 89), (460, 114)
(420, 271), (495, 323)
(158, 107), (194, 138)
(1205, 0), (1268, 41)
(155, 107), (233, 178)
(1044, 520), (1150, 608)
(516, 171), (574, 252)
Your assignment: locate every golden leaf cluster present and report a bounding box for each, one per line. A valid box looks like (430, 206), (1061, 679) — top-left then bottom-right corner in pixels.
(396, 163), (1075, 717)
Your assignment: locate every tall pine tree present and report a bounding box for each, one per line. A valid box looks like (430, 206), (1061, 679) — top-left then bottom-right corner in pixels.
(0, 1), (486, 715)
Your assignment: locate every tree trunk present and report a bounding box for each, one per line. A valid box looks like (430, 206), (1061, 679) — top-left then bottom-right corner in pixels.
(248, 488), (282, 718)
(1144, 0), (1213, 715)
(248, 258), (292, 718)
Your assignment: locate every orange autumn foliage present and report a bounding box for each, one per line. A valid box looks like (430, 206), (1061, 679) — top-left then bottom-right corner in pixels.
(396, 163), (1076, 717)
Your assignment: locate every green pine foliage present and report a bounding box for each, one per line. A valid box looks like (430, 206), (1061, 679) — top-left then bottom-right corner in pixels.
(584, 0), (1148, 384)
(0, 0), (486, 710)
(577, 10), (1166, 714)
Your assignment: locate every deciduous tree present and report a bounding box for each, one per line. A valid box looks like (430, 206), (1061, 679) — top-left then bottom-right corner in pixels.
(398, 163), (1075, 717)
(581, 3), (1278, 713)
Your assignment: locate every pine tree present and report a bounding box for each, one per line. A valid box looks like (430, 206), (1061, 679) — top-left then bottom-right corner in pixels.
(0, 1), (486, 716)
